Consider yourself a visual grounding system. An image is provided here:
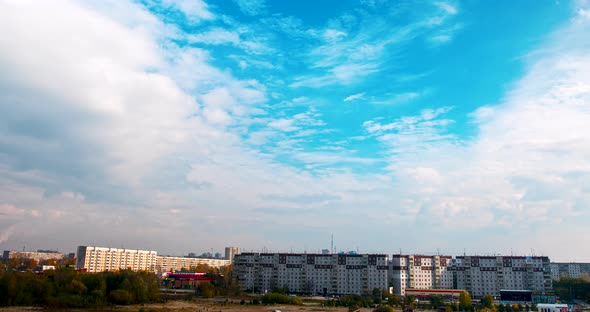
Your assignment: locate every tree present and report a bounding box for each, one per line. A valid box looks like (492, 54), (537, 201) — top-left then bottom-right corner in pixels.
(373, 288), (383, 304)
(480, 294), (494, 309)
(430, 295), (445, 309)
(459, 291), (472, 311)
(197, 282), (215, 298)
(404, 295), (416, 307)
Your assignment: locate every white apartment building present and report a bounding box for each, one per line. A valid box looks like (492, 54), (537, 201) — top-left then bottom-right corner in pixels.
(449, 256), (552, 298)
(76, 246), (158, 272)
(3, 250), (65, 262)
(156, 255), (231, 273)
(389, 255), (552, 298)
(225, 247), (240, 261)
(390, 255), (454, 295)
(550, 263), (590, 280)
(234, 253), (388, 295)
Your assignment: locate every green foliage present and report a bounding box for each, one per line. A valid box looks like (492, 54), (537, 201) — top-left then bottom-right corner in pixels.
(109, 289), (133, 305)
(404, 295), (416, 307)
(373, 288), (383, 304)
(336, 294), (374, 308)
(430, 295), (445, 309)
(197, 282), (215, 298)
(260, 292), (302, 305)
(374, 305), (394, 312)
(554, 277), (590, 303)
(0, 268), (160, 308)
(479, 294), (494, 310)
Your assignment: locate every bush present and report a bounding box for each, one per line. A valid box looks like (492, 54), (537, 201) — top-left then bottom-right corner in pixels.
(260, 292), (303, 305)
(109, 289), (133, 305)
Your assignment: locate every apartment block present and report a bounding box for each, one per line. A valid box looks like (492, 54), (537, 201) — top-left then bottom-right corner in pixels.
(390, 255), (454, 295)
(3, 250), (65, 262)
(389, 255), (552, 298)
(233, 253), (388, 295)
(156, 255), (231, 272)
(76, 246), (158, 272)
(550, 263), (590, 280)
(449, 256), (552, 298)
(225, 247), (240, 261)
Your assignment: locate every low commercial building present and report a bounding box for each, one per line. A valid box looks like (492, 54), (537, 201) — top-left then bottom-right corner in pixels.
(234, 252), (388, 295)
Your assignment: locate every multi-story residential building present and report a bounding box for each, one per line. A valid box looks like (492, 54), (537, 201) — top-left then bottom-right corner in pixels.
(233, 253), (388, 295)
(390, 255), (552, 298)
(3, 250), (65, 262)
(390, 255), (454, 295)
(156, 255), (231, 273)
(550, 263), (590, 280)
(448, 256), (552, 298)
(76, 246), (158, 272)
(225, 247), (240, 261)
(76, 245), (232, 273)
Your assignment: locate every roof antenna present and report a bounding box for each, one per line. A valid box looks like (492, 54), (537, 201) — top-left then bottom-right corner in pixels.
(331, 234), (334, 254)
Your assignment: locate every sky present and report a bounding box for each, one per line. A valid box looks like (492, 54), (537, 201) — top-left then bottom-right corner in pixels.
(0, 0), (589, 262)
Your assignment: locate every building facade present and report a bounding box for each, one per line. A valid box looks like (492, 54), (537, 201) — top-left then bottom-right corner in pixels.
(156, 255), (231, 273)
(448, 256), (552, 298)
(390, 255), (454, 295)
(550, 263), (590, 280)
(389, 255), (552, 298)
(225, 247), (240, 261)
(76, 245), (232, 273)
(3, 250), (65, 262)
(234, 253), (388, 295)
(76, 246), (158, 272)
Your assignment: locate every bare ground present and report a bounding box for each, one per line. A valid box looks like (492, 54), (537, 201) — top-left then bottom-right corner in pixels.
(0, 300), (375, 312)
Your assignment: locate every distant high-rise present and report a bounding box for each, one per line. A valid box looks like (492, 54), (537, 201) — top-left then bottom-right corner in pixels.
(225, 246), (239, 261)
(550, 262), (590, 279)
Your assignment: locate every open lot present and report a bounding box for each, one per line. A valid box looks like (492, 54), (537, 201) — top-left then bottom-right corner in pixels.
(0, 300), (378, 312)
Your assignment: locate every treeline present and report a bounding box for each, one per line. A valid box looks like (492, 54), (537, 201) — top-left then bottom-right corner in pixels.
(322, 290), (504, 312)
(0, 268), (160, 308)
(554, 277), (590, 303)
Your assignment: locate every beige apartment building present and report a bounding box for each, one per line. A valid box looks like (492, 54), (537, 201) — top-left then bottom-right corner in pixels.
(76, 246), (158, 272)
(156, 255), (231, 273)
(76, 245), (232, 273)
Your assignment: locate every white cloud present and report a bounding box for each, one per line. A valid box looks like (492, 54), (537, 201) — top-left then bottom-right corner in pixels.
(323, 29), (347, 42)
(434, 2), (458, 15)
(189, 28), (240, 45)
(235, 0), (266, 16)
(357, 13), (590, 258)
(162, 0), (214, 22)
(1, 0), (590, 260)
(344, 92), (366, 102)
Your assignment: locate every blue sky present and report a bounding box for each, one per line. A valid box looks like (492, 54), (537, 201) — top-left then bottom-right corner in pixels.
(1, 0), (590, 261)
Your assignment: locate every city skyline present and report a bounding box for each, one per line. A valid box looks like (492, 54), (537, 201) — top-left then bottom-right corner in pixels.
(1, 0), (590, 261)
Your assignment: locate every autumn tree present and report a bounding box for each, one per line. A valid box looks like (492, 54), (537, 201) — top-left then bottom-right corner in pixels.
(459, 291), (472, 311)
(480, 294), (494, 310)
